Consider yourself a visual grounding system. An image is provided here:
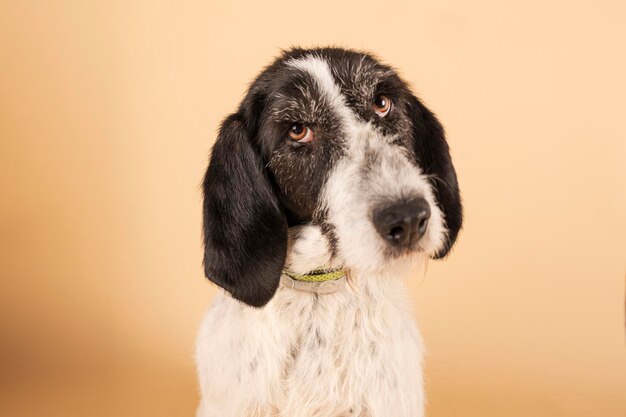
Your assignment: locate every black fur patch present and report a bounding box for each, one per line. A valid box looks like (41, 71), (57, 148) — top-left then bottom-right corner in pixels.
(409, 96), (463, 257)
(202, 115), (287, 307)
(314, 207), (339, 258)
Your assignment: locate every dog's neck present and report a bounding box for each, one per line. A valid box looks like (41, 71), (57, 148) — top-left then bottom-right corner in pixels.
(285, 225), (338, 275)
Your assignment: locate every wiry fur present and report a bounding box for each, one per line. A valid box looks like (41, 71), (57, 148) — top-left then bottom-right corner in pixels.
(197, 225), (425, 417)
(197, 47), (463, 417)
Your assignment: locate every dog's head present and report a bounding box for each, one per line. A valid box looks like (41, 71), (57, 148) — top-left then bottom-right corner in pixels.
(202, 48), (462, 307)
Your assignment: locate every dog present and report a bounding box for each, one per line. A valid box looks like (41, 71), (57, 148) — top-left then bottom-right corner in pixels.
(196, 47), (462, 417)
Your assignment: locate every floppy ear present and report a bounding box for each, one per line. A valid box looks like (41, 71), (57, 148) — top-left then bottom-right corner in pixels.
(409, 95), (463, 258)
(202, 113), (288, 307)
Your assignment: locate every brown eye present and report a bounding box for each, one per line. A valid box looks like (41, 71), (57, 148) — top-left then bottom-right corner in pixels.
(373, 94), (391, 117)
(288, 123), (314, 143)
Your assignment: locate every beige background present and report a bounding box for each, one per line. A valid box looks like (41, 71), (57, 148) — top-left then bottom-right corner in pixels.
(1, 1), (625, 416)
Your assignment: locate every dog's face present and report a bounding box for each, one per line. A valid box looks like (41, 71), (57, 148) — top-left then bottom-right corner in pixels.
(203, 48), (462, 307)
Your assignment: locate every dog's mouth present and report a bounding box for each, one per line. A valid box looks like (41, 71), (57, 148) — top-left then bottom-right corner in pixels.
(383, 239), (427, 259)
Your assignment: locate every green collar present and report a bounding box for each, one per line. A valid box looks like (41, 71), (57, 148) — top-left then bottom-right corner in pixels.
(281, 268), (347, 294)
(282, 268), (346, 282)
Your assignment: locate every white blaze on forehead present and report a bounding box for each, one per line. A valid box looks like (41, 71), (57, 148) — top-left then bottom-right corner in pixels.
(287, 56), (357, 125)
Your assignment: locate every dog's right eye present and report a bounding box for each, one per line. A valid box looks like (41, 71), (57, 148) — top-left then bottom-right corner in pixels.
(288, 123), (314, 143)
(373, 94), (392, 117)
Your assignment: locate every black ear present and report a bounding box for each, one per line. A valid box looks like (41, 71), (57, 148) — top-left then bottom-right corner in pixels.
(202, 113), (287, 307)
(409, 95), (463, 258)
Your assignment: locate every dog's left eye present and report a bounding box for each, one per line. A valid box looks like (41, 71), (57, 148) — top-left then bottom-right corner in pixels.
(373, 95), (392, 117)
(288, 123), (314, 143)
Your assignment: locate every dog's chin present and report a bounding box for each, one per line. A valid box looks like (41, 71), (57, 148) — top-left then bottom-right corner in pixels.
(388, 249), (428, 275)
(336, 240), (427, 280)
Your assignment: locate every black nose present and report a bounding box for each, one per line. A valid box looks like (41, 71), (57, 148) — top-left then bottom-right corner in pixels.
(373, 198), (431, 247)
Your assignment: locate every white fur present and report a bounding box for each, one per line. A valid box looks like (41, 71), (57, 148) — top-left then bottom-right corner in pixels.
(196, 225), (425, 417)
(197, 56), (445, 417)
(288, 55), (358, 126)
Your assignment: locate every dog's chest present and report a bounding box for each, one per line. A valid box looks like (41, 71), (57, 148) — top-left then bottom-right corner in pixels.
(196, 280), (425, 417)
(268, 283), (424, 416)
